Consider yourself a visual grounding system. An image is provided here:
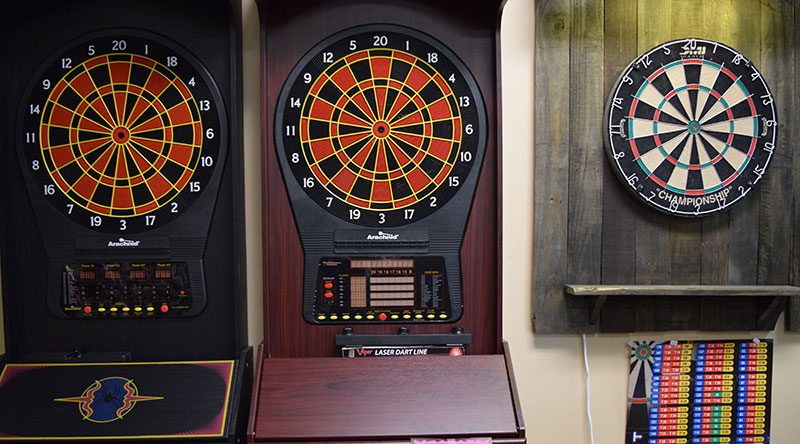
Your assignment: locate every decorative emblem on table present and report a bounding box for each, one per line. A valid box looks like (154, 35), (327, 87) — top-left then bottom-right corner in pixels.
(604, 38), (777, 216)
(54, 376), (163, 423)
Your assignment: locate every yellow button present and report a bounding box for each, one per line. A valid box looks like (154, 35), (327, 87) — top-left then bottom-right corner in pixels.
(366, 315), (375, 320)
(146, 306), (155, 312)
(342, 315), (351, 320)
(427, 314), (435, 319)
(330, 315), (338, 320)
(122, 307), (130, 312)
(317, 315), (326, 320)
(98, 307), (106, 313)
(439, 314), (448, 319)
(354, 315), (363, 320)
(390, 315), (399, 320)
(415, 314), (423, 319)
(110, 307), (118, 312)
(134, 307), (142, 312)
(403, 314), (411, 319)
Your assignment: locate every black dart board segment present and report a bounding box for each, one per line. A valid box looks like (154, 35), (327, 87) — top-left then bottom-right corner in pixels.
(251, 3), (524, 443)
(21, 30), (225, 234)
(13, 28), (228, 321)
(0, 0), (249, 441)
(275, 24), (487, 324)
(604, 38), (777, 216)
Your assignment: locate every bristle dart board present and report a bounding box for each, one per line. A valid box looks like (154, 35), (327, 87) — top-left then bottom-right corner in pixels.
(14, 28), (227, 321)
(604, 38), (777, 216)
(274, 24), (487, 324)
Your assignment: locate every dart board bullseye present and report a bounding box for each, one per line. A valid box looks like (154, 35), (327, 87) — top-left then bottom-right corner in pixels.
(274, 24), (487, 324)
(20, 30), (226, 233)
(604, 38), (777, 216)
(276, 24), (485, 227)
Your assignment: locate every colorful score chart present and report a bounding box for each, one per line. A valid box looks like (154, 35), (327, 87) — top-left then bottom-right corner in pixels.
(626, 340), (773, 444)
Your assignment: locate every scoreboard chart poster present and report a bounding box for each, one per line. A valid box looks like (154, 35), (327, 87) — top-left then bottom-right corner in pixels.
(626, 339), (773, 444)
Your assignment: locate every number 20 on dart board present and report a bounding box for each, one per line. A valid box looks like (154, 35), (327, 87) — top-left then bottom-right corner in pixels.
(274, 24), (487, 324)
(15, 29), (227, 319)
(20, 30), (224, 234)
(604, 38), (777, 216)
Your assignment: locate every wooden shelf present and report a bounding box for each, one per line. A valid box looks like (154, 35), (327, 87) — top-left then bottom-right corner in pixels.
(565, 285), (800, 330)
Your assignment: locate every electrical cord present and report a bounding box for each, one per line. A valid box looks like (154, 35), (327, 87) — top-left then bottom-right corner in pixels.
(582, 333), (596, 444)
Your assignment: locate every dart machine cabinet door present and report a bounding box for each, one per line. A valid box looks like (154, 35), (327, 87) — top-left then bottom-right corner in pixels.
(250, 1), (524, 442)
(0, 1), (250, 442)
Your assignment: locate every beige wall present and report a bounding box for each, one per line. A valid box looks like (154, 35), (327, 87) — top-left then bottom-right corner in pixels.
(2, 0), (798, 442)
(498, 1), (800, 443)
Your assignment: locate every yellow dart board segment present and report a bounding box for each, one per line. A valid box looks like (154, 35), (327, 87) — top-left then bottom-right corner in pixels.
(21, 30), (225, 233)
(276, 24), (485, 227)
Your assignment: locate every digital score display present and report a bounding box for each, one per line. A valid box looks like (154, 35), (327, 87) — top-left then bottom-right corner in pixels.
(273, 24), (488, 326)
(129, 269), (147, 280)
(104, 270), (122, 281)
(61, 262), (194, 318)
(313, 256), (449, 322)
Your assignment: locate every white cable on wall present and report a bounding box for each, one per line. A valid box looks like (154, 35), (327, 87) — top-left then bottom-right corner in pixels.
(582, 333), (596, 444)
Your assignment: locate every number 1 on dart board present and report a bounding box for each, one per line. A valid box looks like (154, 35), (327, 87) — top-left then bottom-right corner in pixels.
(274, 24), (487, 324)
(20, 30), (225, 234)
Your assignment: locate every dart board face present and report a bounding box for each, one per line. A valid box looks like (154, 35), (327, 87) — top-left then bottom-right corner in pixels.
(604, 38), (777, 216)
(19, 29), (226, 234)
(275, 24), (486, 227)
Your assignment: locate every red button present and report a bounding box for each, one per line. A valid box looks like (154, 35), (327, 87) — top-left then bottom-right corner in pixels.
(378, 313), (387, 321)
(83, 306), (92, 314)
(160, 304), (169, 313)
(324, 282), (333, 289)
(324, 292), (334, 299)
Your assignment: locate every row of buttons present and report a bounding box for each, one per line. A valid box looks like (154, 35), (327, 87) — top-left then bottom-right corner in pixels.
(316, 312), (448, 321)
(82, 304), (171, 314)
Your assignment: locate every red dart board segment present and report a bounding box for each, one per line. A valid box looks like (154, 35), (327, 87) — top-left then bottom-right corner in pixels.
(20, 30), (225, 233)
(276, 25), (485, 227)
(604, 38), (777, 216)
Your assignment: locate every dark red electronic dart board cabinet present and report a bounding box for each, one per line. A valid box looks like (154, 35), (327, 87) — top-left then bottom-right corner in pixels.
(0, 1), (250, 442)
(250, 1), (525, 443)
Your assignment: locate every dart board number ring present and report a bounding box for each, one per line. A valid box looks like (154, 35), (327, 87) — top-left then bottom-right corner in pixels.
(275, 24), (487, 228)
(603, 38), (777, 217)
(19, 28), (227, 234)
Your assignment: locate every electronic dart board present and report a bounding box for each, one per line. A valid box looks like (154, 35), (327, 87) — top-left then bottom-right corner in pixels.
(0, 1), (249, 442)
(20, 29), (226, 319)
(251, 3), (524, 443)
(275, 24), (487, 325)
(604, 38), (777, 216)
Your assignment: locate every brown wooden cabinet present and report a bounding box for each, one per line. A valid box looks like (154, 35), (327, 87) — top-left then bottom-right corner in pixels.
(250, 1), (524, 442)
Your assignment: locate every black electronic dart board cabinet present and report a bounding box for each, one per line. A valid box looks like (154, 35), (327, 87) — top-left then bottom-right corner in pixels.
(0, 1), (250, 442)
(250, 1), (525, 443)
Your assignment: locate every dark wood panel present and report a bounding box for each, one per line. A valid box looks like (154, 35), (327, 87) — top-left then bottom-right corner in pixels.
(634, 0), (671, 331)
(566, 0), (604, 331)
(533, 0), (799, 333)
(251, 355), (519, 441)
(790, 0), (800, 331)
(697, 0), (734, 330)
(531, 0), (573, 333)
(259, 0), (503, 355)
(598, 0), (638, 333)
(758, 0), (794, 328)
